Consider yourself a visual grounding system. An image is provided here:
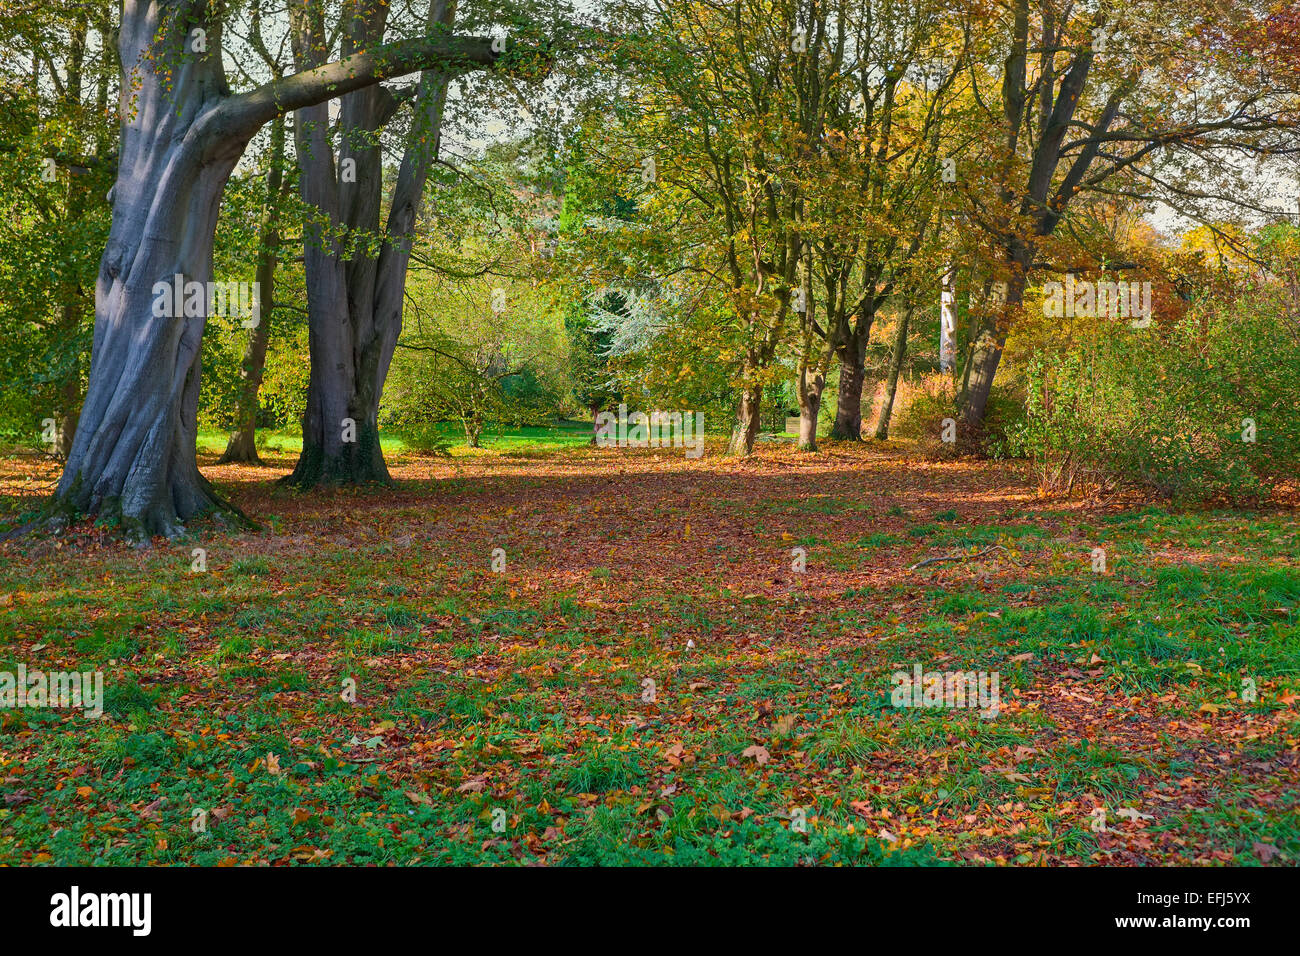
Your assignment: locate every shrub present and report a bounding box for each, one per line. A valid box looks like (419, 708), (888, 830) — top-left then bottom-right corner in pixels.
(389, 422), (453, 457)
(1009, 300), (1299, 503)
(892, 374), (1023, 459)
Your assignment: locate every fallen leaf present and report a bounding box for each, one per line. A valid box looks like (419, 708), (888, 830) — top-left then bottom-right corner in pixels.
(1253, 842), (1281, 863)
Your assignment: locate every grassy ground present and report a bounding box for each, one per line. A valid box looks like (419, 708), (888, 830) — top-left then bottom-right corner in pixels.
(193, 420), (598, 460)
(0, 436), (1297, 865)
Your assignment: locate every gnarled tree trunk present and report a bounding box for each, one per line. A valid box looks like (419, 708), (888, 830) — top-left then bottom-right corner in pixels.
(56, 10), (246, 537)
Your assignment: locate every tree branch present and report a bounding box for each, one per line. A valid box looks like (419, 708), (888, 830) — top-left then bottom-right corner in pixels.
(217, 34), (520, 138)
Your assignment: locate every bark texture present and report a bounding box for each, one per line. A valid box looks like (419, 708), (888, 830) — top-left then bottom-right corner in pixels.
(831, 351), (866, 440)
(56, 7), (244, 537)
(728, 383), (762, 457)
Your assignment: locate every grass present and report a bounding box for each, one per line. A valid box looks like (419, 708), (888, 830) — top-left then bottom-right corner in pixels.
(0, 437), (1296, 866)
(194, 419), (599, 458)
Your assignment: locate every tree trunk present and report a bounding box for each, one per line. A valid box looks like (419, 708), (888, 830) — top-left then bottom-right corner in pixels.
(939, 266), (956, 371)
(218, 115), (288, 466)
(728, 384), (762, 457)
(49, 16), (101, 463)
(284, 0), (455, 489)
(874, 306), (912, 441)
(793, 252), (827, 452)
(796, 369), (824, 451)
(216, 267), (273, 465)
(960, 269), (1026, 427)
(831, 354), (865, 440)
(590, 403), (601, 445)
(961, 339), (1002, 429)
(56, 318), (82, 459)
(55, 11), (249, 538)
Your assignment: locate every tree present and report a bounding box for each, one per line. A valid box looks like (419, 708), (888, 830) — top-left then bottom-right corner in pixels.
(952, 0), (1299, 428)
(217, 4), (299, 465)
(564, 294), (622, 440)
(791, 0), (955, 444)
(284, 0), (460, 487)
(52, 0), (524, 537)
(390, 263), (565, 447)
(592, 0), (824, 456)
(216, 112), (294, 465)
(0, 4), (117, 456)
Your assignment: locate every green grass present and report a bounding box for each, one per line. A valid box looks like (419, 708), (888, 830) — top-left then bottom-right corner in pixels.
(195, 419), (598, 457)
(1, 448), (1296, 866)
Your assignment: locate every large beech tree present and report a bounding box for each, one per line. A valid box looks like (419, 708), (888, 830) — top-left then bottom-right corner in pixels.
(55, 0), (513, 536)
(284, 0), (458, 487)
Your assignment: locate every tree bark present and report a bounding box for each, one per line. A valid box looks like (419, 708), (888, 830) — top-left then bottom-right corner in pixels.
(874, 306), (912, 441)
(793, 252), (830, 453)
(57, 352), (82, 459)
(960, 265), (1027, 428)
(55, 9), (247, 538)
(54, 0), (506, 536)
(831, 352), (865, 440)
(728, 383), (762, 457)
(797, 377), (823, 451)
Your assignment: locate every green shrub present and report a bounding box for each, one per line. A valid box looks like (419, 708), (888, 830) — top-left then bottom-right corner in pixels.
(389, 422), (453, 457)
(1009, 300), (1299, 503)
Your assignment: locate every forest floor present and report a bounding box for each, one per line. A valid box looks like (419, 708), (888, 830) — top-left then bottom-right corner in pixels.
(0, 438), (1297, 865)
